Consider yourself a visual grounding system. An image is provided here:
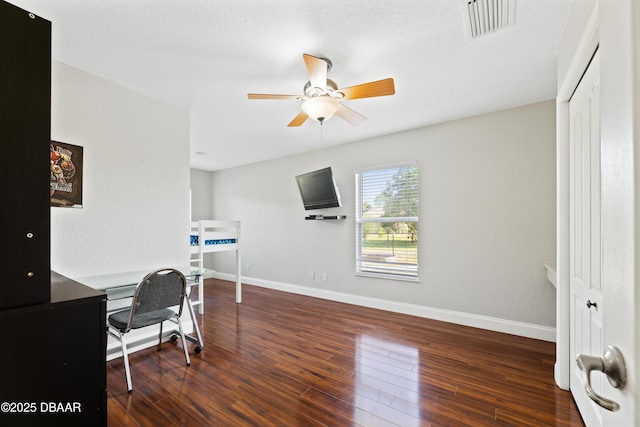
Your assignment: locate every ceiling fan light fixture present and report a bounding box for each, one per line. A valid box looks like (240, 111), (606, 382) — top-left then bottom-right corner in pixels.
(301, 96), (339, 123)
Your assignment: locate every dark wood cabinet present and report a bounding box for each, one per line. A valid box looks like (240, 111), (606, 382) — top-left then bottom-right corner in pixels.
(0, 2), (107, 425)
(0, 0), (51, 309)
(0, 273), (107, 427)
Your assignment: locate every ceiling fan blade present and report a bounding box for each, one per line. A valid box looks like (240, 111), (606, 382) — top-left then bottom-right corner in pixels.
(335, 103), (366, 126)
(338, 78), (395, 100)
(303, 53), (328, 91)
(287, 111), (309, 127)
(248, 93), (301, 100)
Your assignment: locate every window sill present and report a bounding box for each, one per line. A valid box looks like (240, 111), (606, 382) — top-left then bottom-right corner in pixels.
(355, 271), (420, 283)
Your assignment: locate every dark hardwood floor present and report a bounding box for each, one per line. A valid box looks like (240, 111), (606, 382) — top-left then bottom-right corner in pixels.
(106, 279), (584, 426)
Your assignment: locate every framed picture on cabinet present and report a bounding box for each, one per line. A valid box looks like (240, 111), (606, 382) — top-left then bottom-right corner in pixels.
(50, 141), (83, 208)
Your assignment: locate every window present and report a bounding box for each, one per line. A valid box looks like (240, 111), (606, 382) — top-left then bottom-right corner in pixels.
(355, 164), (418, 280)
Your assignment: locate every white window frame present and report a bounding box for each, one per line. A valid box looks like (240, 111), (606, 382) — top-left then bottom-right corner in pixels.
(355, 163), (419, 282)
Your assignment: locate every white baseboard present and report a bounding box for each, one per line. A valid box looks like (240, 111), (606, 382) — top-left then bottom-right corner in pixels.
(211, 273), (556, 342)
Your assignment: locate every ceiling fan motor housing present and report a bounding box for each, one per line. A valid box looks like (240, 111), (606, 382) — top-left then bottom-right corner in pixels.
(304, 79), (341, 98)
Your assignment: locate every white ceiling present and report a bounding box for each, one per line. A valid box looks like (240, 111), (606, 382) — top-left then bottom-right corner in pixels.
(11, 0), (575, 171)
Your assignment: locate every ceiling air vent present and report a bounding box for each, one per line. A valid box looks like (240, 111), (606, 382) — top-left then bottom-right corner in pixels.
(461, 0), (516, 38)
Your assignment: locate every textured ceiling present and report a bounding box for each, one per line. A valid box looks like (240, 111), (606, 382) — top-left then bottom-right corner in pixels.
(11, 0), (575, 171)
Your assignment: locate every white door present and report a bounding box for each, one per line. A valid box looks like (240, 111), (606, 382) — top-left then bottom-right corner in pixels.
(569, 50), (603, 427)
(598, 2), (637, 424)
(561, 3), (636, 425)
(566, 2), (639, 423)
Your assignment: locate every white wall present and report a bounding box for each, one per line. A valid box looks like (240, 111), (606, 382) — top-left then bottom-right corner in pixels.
(198, 100), (557, 338)
(190, 168), (213, 220)
(50, 61), (191, 278)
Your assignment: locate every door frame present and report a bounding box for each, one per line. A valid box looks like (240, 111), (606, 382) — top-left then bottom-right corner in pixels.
(555, 3), (599, 391)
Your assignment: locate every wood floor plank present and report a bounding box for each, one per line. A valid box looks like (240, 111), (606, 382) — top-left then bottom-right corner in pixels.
(106, 394), (142, 427)
(107, 279), (584, 426)
(301, 386), (405, 426)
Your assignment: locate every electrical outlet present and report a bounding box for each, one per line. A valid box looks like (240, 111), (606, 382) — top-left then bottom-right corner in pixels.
(245, 263), (251, 272)
(322, 273), (328, 282)
(309, 272), (315, 280)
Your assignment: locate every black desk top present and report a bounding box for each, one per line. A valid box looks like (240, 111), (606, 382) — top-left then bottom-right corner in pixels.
(51, 271), (106, 304)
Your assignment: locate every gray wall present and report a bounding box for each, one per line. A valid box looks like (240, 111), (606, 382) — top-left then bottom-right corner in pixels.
(196, 100), (557, 338)
(190, 168), (213, 220)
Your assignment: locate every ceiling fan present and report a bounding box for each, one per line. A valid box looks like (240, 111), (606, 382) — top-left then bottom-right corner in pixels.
(247, 53), (395, 127)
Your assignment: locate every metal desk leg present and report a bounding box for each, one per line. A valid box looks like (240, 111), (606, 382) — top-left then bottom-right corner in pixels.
(184, 284), (204, 353)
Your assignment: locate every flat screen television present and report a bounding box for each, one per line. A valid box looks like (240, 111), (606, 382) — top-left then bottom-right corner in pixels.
(295, 167), (341, 210)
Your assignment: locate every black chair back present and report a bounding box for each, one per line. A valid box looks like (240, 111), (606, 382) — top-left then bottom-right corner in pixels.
(126, 269), (187, 330)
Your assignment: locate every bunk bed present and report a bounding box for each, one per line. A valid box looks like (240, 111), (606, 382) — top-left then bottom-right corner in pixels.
(190, 220), (242, 310)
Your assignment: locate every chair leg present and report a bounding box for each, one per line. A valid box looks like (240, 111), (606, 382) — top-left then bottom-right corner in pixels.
(157, 321), (163, 351)
(118, 331), (133, 392)
(175, 317), (191, 366)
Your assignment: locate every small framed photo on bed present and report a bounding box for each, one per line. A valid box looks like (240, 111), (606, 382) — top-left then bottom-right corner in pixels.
(50, 141), (83, 208)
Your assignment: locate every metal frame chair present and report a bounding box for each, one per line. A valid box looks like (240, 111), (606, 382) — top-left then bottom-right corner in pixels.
(107, 268), (191, 392)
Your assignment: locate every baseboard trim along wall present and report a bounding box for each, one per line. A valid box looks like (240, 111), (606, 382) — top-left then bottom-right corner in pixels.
(212, 273), (556, 342)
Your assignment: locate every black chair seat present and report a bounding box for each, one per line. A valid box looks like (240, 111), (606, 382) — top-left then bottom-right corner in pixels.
(109, 308), (176, 331)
